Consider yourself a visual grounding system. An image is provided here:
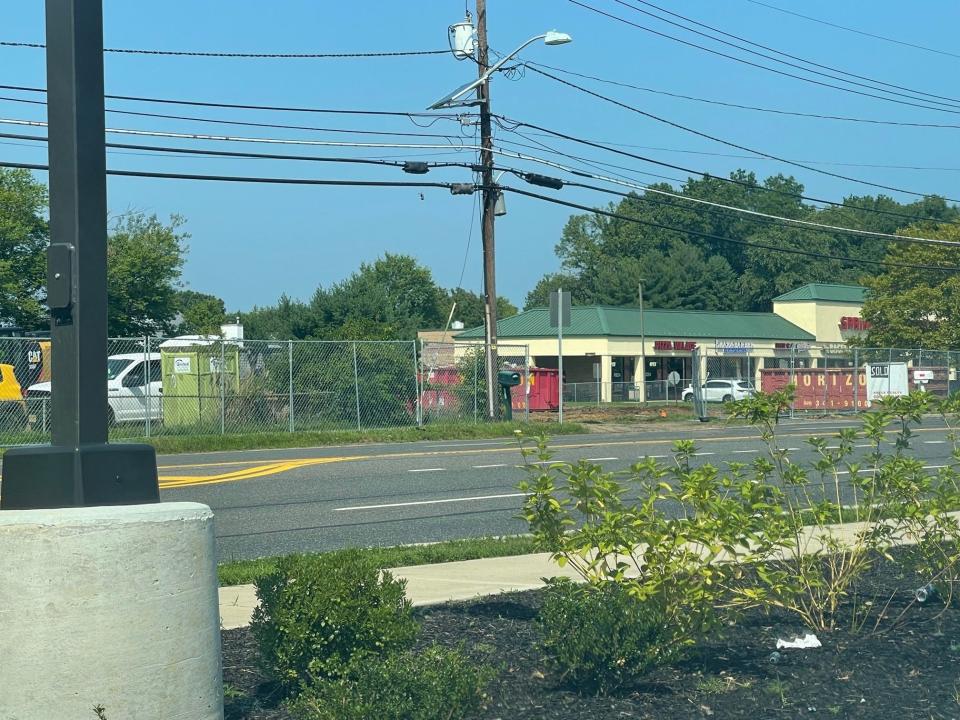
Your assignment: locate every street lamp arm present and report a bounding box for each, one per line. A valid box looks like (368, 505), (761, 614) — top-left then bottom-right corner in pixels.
(427, 31), (570, 110)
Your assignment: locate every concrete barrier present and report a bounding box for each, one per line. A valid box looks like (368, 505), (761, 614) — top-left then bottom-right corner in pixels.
(0, 502), (223, 719)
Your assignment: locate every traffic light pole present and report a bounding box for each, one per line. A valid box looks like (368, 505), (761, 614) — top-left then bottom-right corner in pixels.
(1, 0), (158, 509)
(476, 0), (500, 421)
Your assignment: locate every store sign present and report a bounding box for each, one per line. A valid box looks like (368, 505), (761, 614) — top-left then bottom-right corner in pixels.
(839, 316), (871, 332)
(653, 340), (697, 351)
(774, 342), (811, 352)
(716, 340), (753, 355)
(822, 343), (849, 355)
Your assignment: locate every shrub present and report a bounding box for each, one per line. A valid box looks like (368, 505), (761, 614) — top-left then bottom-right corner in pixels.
(537, 578), (681, 695)
(251, 553), (419, 691)
(288, 644), (495, 720)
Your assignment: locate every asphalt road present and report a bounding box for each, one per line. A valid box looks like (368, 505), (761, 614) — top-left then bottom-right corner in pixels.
(153, 417), (960, 561)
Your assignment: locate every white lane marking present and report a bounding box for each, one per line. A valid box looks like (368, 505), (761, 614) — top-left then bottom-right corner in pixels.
(836, 464), (946, 476)
(855, 444), (873, 448)
(924, 440), (947, 445)
(408, 468), (445, 473)
(786, 447), (800, 451)
(641, 454), (668, 459)
(586, 457), (618, 462)
(693, 452), (715, 456)
(425, 441), (505, 449)
(731, 449), (757, 454)
(335, 492), (525, 512)
(473, 463), (508, 469)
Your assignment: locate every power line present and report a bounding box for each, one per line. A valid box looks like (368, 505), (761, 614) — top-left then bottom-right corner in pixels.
(498, 185), (960, 273)
(0, 130), (480, 172)
(0, 160), (468, 192)
(524, 65), (960, 203)
(526, 60), (960, 130)
(614, 0), (960, 106)
(2, 154), (952, 272)
(10, 88), (957, 168)
(492, 114), (960, 225)
(0, 94), (472, 142)
(0, 40), (449, 58)
(8, 112), (956, 238)
(566, 0), (960, 116)
(0, 83), (472, 120)
(744, 0), (960, 61)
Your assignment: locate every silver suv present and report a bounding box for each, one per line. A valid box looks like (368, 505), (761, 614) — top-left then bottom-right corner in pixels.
(682, 379), (755, 403)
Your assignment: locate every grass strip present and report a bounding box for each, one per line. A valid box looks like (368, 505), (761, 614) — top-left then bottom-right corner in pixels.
(218, 534), (538, 586)
(121, 421), (586, 456)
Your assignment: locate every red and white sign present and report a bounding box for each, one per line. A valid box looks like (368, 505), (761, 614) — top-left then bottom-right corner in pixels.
(839, 316), (871, 332)
(653, 340), (697, 351)
(913, 369), (934, 383)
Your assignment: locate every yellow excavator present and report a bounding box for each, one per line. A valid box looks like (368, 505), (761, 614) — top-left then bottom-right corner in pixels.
(0, 329), (50, 430)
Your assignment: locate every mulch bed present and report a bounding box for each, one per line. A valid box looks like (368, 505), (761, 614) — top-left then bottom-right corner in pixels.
(224, 561), (960, 720)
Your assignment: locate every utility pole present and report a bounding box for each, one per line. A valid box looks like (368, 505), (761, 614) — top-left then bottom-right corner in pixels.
(476, 0), (499, 420)
(638, 280), (646, 403)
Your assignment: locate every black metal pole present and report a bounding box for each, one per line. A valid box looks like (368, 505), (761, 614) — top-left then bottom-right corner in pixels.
(0, 0), (158, 510)
(45, 0), (109, 447)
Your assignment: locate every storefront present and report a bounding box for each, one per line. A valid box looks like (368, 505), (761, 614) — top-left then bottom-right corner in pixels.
(452, 283), (868, 403)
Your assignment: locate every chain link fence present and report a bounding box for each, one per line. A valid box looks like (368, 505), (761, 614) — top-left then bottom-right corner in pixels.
(0, 336), (532, 446)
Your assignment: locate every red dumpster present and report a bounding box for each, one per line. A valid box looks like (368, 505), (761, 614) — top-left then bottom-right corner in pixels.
(516, 366), (559, 412)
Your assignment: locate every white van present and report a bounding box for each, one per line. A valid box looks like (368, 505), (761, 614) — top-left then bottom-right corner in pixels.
(27, 353), (163, 425)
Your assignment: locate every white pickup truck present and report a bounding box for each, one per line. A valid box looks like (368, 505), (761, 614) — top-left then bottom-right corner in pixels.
(27, 353), (163, 425)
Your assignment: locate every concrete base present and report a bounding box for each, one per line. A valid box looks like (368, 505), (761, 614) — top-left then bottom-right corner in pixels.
(0, 502), (223, 720)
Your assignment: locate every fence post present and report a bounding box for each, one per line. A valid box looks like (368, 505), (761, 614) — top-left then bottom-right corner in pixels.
(353, 341), (362, 431)
(525, 345), (530, 421)
(854, 348), (859, 413)
(220, 340), (226, 436)
(143, 335), (151, 438)
(288, 340), (294, 433)
(473, 350), (478, 424)
(413, 340), (422, 428)
(789, 344), (796, 419)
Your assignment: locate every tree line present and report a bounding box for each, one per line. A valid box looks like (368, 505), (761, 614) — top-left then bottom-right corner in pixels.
(3, 165), (959, 348)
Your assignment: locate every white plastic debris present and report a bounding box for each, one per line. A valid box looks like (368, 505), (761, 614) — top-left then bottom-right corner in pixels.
(776, 633), (822, 649)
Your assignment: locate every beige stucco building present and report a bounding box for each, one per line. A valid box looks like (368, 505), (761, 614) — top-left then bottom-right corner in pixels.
(452, 283), (869, 401)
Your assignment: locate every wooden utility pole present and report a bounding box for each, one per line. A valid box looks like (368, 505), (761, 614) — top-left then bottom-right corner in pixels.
(475, 0), (499, 420)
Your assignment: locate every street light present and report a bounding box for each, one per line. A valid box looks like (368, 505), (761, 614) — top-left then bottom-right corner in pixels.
(428, 30), (572, 110)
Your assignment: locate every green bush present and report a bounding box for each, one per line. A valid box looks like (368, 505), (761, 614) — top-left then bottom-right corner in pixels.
(251, 553), (419, 691)
(537, 578), (681, 695)
(288, 644), (495, 720)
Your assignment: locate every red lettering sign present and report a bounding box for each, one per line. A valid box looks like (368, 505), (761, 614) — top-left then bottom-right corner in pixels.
(839, 316), (871, 332)
(653, 340), (697, 351)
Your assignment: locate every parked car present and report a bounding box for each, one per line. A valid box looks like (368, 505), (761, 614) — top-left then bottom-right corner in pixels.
(681, 379), (755, 403)
(27, 353), (162, 425)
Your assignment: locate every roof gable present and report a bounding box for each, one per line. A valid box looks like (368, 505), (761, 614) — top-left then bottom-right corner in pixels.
(456, 305), (814, 341)
(773, 283), (866, 304)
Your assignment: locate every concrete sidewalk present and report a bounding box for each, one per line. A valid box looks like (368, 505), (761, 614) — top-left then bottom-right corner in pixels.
(218, 510), (960, 630)
(219, 551), (580, 629)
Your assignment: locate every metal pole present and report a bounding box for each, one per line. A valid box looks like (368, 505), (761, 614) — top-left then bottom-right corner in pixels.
(476, 0), (500, 421)
(638, 281), (646, 403)
(413, 340), (422, 427)
(46, 0), (110, 447)
(353, 341), (362, 431)
(143, 335), (151, 438)
(473, 349), (478, 423)
(558, 286), (564, 425)
(219, 341), (226, 435)
(0, 0), (159, 510)
(288, 340), (294, 433)
(525, 345), (530, 421)
(854, 347), (859, 412)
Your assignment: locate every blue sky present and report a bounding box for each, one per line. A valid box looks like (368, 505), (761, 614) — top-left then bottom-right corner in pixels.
(2, 1), (958, 312)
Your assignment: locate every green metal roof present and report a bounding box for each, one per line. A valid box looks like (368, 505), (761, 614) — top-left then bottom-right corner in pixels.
(772, 283), (866, 304)
(455, 305), (815, 341)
